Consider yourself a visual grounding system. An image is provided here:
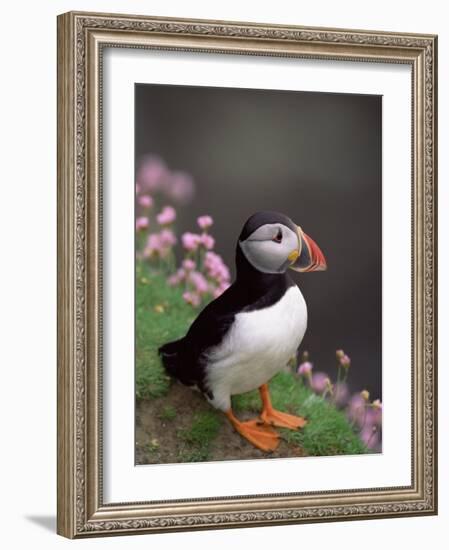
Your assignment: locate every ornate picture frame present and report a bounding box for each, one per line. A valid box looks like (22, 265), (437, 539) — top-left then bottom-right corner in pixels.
(57, 11), (437, 538)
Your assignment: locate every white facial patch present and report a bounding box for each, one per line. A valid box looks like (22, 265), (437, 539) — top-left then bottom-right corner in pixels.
(239, 223), (299, 274)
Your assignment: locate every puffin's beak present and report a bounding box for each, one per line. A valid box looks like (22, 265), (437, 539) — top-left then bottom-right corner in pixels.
(289, 226), (327, 272)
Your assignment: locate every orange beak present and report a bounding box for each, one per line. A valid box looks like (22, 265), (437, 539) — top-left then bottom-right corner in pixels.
(289, 226), (327, 273)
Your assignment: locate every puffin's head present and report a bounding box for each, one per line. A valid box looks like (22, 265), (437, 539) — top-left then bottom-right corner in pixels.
(238, 211), (327, 275)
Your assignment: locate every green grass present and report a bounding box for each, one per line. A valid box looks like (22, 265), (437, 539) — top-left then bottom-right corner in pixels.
(178, 411), (222, 445)
(177, 411), (222, 461)
(234, 371), (366, 456)
(177, 446), (211, 463)
(136, 261), (367, 459)
(136, 262), (197, 399)
(158, 405), (177, 421)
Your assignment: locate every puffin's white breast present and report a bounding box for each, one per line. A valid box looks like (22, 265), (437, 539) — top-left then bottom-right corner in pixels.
(204, 285), (307, 411)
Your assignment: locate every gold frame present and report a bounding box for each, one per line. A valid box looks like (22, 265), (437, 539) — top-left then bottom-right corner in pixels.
(57, 11), (438, 538)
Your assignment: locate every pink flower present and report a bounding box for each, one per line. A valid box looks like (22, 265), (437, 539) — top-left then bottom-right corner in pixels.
(333, 382), (349, 407)
(136, 217), (149, 231)
(167, 274), (180, 286)
(159, 228), (177, 247)
(360, 425), (380, 450)
(182, 232), (201, 251)
(340, 354), (351, 368)
(197, 215), (213, 230)
(217, 264), (231, 283)
(156, 206), (176, 225)
(212, 282), (230, 299)
(147, 233), (162, 250)
(200, 232), (215, 250)
(212, 287), (222, 299)
(189, 271), (209, 294)
(138, 195), (153, 208)
(310, 372), (329, 394)
(167, 268), (186, 287)
(137, 155), (168, 193)
(182, 258), (196, 271)
(168, 172), (195, 204)
(297, 362), (313, 376)
(204, 251), (220, 267)
(367, 401), (382, 426)
(143, 229), (176, 258)
(204, 252), (230, 282)
(177, 268), (186, 280)
(143, 233), (163, 257)
(347, 394), (366, 426)
(183, 291), (201, 307)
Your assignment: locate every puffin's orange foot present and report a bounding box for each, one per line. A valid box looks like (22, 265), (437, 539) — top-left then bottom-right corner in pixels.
(260, 408), (307, 430)
(225, 410), (280, 452)
(233, 419), (280, 452)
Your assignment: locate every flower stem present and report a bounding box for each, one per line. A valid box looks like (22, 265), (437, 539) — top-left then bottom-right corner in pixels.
(333, 365), (341, 404)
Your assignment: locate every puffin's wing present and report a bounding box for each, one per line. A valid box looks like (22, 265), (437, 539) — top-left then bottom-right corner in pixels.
(184, 287), (238, 359)
(159, 285), (240, 389)
(184, 276), (290, 358)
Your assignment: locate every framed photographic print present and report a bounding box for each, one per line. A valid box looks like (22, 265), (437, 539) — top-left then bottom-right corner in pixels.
(57, 11), (438, 538)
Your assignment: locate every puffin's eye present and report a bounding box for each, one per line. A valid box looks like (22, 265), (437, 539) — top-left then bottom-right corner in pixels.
(272, 228), (283, 243)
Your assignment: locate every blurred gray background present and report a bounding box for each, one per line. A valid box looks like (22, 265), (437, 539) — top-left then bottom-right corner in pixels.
(135, 84), (382, 399)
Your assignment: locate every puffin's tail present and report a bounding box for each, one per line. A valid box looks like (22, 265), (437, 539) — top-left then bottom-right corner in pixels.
(158, 338), (191, 385)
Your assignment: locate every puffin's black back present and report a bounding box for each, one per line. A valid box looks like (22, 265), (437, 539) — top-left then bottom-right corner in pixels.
(159, 211), (296, 393)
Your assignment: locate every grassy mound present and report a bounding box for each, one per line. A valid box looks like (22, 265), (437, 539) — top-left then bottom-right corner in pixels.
(135, 261), (366, 464)
(136, 262), (196, 399)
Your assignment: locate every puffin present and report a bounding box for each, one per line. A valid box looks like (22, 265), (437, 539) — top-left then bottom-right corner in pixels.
(159, 211), (327, 452)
